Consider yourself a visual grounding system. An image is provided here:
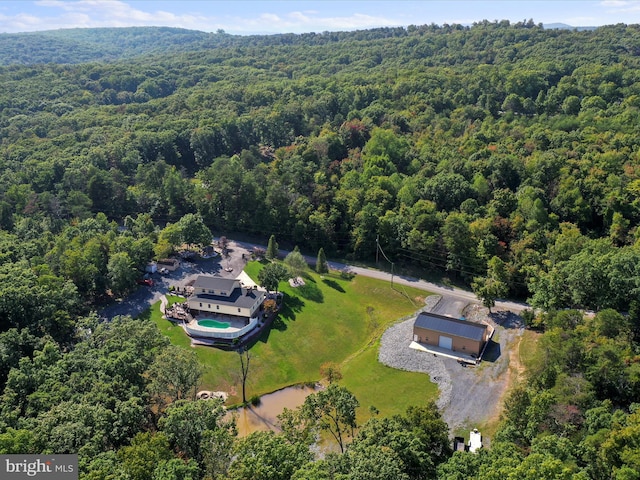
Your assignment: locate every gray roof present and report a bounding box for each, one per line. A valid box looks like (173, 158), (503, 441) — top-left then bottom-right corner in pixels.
(193, 276), (238, 292)
(191, 287), (264, 309)
(414, 312), (487, 342)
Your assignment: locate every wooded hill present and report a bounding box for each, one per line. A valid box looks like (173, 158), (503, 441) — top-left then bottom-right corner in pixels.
(1, 21), (640, 478)
(3, 22), (640, 311)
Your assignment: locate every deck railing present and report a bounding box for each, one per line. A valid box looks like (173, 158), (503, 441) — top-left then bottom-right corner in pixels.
(185, 317), (258, 339)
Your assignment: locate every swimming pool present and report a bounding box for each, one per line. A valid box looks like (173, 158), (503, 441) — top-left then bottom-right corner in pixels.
(197, 319), (231, 329)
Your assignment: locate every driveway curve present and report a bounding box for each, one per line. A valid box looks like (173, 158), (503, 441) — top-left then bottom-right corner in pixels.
(229, 238), (530, 313)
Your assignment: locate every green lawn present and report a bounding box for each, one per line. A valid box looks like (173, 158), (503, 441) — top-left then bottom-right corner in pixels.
(149, 262), (438, 418)
(342, 338), (438, 423)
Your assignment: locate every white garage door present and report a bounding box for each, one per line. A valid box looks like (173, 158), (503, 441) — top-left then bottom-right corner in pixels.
(439, 336), (453, 350)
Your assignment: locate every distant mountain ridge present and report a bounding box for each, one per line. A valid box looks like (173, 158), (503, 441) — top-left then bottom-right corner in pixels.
(543, 22), (598, 31)
(0, 22), (609, 66)
(0, 26), (212, 65)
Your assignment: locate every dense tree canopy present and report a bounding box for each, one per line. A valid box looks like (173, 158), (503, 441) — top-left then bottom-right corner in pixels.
(3, 22), (640, 311)
(1, 20), (640, 479)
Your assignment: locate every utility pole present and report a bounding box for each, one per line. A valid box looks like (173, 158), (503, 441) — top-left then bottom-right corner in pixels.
(391, 262), (394, 289)
(377, 236), (395, 290)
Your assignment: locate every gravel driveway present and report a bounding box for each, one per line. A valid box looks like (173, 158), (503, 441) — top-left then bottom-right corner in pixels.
(378, 295), (525, 437)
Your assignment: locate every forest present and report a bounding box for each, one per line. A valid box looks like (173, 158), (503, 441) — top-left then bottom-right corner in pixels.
(0, 20), (639, 478)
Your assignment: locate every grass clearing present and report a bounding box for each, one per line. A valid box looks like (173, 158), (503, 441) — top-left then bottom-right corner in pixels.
(518, 329), (542, 373)
(342, 338), (438, 422)
(148, 261), (437, 417)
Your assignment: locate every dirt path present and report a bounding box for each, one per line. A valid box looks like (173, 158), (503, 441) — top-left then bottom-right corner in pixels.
(482, 334), (526, 429)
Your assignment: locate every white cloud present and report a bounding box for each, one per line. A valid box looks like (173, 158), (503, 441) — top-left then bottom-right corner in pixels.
(600, 0), (640, 12)
(1, 0), (216, 32)
(600, 0), (634, 6)
(260, 13), (282, 23)
(0, 1), (406, 34)
(229, 11), (403, 34)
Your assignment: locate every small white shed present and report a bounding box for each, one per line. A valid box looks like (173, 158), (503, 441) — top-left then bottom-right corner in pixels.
(145, 262), (157, 274)
(468, 428), (482, 453)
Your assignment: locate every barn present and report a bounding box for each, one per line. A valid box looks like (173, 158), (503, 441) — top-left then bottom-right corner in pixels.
(413, 312), (490, 358)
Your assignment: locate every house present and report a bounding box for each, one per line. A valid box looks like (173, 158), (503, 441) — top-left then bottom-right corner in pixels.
(187, 275), (265, 320)
(412, 312), (490, 358)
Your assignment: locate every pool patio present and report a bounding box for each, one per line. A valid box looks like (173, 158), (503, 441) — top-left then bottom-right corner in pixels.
(184, 313), (260, 339)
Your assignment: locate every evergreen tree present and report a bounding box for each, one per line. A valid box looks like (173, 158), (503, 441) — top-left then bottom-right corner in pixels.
(316, 248), (328, 274)
(266, 235), (279, 260)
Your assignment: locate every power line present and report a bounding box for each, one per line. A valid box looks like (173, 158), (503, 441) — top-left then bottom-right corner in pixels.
(376, 236), (395, 288)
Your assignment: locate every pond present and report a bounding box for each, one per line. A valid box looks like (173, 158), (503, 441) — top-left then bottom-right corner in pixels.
(230, 384), (319, 437)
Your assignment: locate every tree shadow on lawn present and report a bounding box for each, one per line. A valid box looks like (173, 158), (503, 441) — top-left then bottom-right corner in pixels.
(321, 278), (345, 293)
(481, 339), (502, 363)
(296, 281), (324, 303)
(257, 294), (304, 344)
(277, 293), (305, 323)
(301, 272), (316, 283)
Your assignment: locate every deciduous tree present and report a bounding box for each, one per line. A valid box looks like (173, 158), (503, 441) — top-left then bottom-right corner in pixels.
(159, 397), (231, 466)
(238, 346), (252, 405)
(301, 384), (359, 453)
(146, 345), (202, 412)
(284, 248), (308, 278)
(107, 251), (138, 297)
(229, 431), (312, 480)
(472, 256), (510, 312)
(258, 262), (289, 293)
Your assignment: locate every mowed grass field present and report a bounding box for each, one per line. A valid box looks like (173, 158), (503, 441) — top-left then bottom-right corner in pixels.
(148, 261), (438, 418)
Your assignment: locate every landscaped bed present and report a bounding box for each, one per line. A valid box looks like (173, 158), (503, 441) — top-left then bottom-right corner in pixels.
(147, 261), (437, 419)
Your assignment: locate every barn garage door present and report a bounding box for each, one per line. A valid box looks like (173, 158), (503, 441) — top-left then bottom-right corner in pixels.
(439, 336), (453, 350)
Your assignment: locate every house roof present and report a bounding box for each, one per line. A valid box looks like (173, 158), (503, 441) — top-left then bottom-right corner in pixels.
(190, 287), (264, 309)
(193, 276), (238, 292)
(414, 312), (487, 342)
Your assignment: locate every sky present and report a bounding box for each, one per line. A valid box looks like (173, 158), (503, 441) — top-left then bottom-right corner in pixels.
(1, 1), (640, 35)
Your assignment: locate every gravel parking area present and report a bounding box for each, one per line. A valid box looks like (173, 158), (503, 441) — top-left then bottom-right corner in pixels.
(100, 240), (253, 320)
(378, 295), (525, 435)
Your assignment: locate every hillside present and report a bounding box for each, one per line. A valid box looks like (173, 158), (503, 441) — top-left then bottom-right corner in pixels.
(0, 21), (639, 478)
(0, 26), (211, 64)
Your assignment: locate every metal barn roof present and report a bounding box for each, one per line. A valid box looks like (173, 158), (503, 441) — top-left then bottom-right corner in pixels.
(414, 312), (487, 342)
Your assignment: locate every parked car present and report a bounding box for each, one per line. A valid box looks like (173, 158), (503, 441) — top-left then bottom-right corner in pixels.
(137, 278), (154, 286)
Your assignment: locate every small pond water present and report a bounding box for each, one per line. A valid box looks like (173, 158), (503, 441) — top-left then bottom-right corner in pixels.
(230, 384), (319, 437)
